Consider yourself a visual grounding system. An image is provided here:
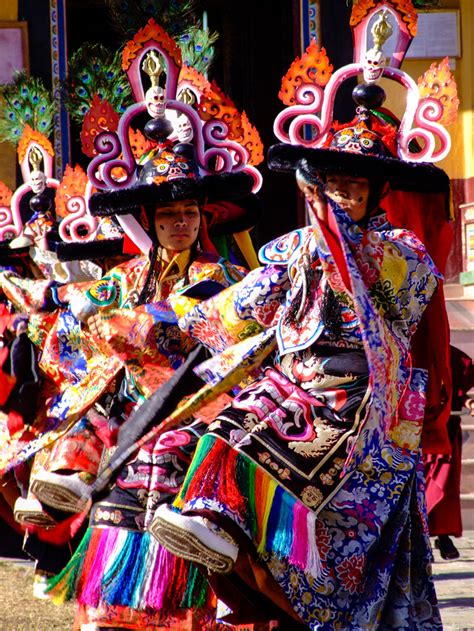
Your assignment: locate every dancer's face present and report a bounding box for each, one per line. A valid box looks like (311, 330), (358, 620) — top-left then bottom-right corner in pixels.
(323, 174), (370, 222)
(154, 199), (200, 253)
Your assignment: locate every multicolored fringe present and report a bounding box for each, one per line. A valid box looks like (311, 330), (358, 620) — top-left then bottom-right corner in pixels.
(46, 526), (211, 612)
(174, 433), (322, 577)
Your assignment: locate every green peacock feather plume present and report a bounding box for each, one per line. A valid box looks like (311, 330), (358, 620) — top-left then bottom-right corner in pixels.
(412, 0), (441, 7)
(63, 43), (132, 124)
(105, 0), (197, 40)
(0, 71), (56, 145)
(179, 26), (219, 74)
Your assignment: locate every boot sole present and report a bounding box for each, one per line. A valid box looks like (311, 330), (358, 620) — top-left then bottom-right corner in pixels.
(30, 476), (89, 513)
(149, 513), (236, 574)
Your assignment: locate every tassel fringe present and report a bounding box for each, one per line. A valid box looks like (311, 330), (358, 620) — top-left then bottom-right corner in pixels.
(175, 434), (323, 578)
(46, 526), (212, 611)
(45, 527), (93, 604)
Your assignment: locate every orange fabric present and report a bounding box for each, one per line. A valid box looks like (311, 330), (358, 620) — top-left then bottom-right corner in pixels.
(28, 506), (89, 546)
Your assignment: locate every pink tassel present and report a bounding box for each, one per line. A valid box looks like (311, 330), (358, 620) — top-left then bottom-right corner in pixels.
(288, 501), (310, 570)
(143, 540), (174, 610)
(78, 527), (120, 606)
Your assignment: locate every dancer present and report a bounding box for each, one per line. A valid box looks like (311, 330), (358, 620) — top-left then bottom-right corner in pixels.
(46, 143), (259, 631)
(149, 71), (453, 631)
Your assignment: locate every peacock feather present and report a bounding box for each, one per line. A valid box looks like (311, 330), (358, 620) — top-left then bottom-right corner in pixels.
(412, 0), (441, 7)
(105, 0), (197, 40)
(179, 26), (219, 75)
(0, 71), (55, 146)
(63, 43), (132, 124)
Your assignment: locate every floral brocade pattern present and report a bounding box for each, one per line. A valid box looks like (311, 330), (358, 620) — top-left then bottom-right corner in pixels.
(0, 253), (246, 474)
(263, 456), (441, 630)
(174, 203), (441, 629)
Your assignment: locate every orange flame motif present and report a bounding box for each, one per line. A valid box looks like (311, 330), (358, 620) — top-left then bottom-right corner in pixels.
(80, 94), (121, 158)
(122, 18), (182, 71)
(198, 80), (244, 140)
(417, 57), (459, 126)
(178, 65), (211, 94)
(198, 82), (263, 164)
(128, 127), (156, 162)
(55, 164), (88, 219)
(350, 0), (417, 37)
(279, 40), (333, 106)
(17, 125), (54, 165)
(0, 182), (13, 207)
(240, 112), (264, 166)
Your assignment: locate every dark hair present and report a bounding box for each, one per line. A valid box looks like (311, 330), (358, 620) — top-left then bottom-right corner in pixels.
(137, 243), (161, 305)
(320, 284), (343, 334)
(283, 262), (343, 336)
(364, 177), (387, 219)
(283, 263), (319, 328)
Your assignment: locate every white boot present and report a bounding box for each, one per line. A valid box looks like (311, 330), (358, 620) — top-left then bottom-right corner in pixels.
(148, 504), (239, 574)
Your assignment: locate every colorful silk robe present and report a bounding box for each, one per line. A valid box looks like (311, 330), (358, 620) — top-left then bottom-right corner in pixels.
(173, 203), (443, 629)
(0, 251), (246, 474)
(45, 253), (247, 629)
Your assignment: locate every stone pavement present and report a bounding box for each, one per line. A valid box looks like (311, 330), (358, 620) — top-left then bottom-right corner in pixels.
(432, 530), (474, 630)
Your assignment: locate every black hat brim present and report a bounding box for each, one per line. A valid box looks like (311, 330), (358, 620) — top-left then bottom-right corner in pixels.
(46, 237), (125, 261)
(267, 143), (450, 194)
(89, 171), (255, 217)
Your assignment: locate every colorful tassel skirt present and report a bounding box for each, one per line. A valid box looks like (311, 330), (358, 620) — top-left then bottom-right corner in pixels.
(173, 366), (442, 629)
(47, 418), (218, 628)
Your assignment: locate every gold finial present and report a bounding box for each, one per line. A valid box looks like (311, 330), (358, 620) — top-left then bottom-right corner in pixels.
(28, 146), (43, 172)
(371, 10), (393, 51)
(177, 87), (197, 107)
(142, 50), (163, 88)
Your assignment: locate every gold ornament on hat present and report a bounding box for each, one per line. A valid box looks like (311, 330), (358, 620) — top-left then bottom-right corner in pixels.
(28, 146), (43, 172)
(142, 50), (163, 87)
(371, 9), (393, 52)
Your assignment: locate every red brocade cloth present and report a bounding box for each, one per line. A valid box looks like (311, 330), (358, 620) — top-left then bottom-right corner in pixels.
(384, 189), (453, 455)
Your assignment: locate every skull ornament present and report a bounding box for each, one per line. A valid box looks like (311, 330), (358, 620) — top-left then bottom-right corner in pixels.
(363, 47), (386, 84)
(30, 170), (47, 195)
(145, 85), (166, 119)
(176, 115), (193, 143)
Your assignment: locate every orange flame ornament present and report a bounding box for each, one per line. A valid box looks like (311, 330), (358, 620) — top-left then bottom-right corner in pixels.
(240, 112), (264, 166)
(0, 182), (13, 207)
(279, 40), (333, 106)
(80, 94), (121, 158)
(418, 57), (459, 127)
(55, 164), (88, 219)
(122, 18), (182, 72)
(198, 80), (243, 140)
(350, 0), (417, 37)
(17, 125), (54, 165)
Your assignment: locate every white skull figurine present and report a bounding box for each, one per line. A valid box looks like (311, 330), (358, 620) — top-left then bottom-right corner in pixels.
(30, 170), (47, 195)
(176, 115), (193, 143)
(363, 47), (386, 84)
(145, 85), (166, 119)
